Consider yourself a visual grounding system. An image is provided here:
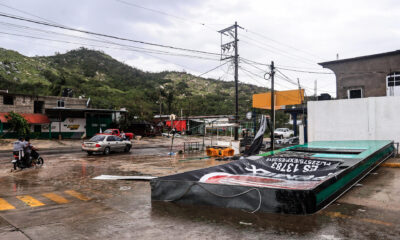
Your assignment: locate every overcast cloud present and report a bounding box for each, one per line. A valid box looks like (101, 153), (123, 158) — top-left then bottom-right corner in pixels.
(1, 0), (400, 96)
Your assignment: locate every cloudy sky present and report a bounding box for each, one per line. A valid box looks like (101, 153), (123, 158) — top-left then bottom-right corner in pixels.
(0, 0), (400, 96)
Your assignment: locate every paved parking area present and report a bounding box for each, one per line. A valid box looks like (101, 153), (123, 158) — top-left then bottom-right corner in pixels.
(0, 148), (399, 239)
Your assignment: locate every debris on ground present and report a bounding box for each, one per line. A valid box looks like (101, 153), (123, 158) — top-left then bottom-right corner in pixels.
(239, 221), (253, 226)
(93, 175), (156, 180)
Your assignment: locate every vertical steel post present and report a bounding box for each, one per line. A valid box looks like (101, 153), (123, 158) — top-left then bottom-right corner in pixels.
(270, 61), (275, 151)
(58, 110), (62, 140)
(252, 109), (256, 137)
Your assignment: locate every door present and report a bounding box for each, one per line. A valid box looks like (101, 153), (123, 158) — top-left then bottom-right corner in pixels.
(386, 72), (400, 96)
(86, 114), (113, 138)
(106, 136), (117, 151)
(114, 136), (125, 151)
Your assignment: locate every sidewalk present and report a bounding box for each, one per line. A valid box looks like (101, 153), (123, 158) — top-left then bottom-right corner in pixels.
(0, 135), (227, 157)
(0, 139), (83, 151)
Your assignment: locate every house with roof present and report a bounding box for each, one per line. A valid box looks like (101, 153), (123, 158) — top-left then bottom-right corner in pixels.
(0, 91), (126, 139)
(319, 50), (400, 99)
(308, 50), (400, 144)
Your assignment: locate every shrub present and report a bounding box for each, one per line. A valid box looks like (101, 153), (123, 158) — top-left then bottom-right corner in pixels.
(5, 112), (30, 136)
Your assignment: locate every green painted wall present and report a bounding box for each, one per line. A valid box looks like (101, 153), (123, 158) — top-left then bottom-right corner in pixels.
(86, 114), (113, 137)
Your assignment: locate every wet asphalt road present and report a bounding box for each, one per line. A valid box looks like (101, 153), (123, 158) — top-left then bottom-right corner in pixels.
(0, 148), (399, 239)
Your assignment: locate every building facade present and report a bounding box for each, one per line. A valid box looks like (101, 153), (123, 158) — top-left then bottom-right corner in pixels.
(0, 92), (125, 139)
(319, 50), (400, 99)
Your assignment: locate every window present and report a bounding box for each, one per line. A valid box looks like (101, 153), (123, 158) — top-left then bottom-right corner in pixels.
(387, 72), (400, 96)
(115, 136), (122, 141)
(88, 135), (105, 142)
(57, 100), (65, 108)
(387, 75), (400, 86)
(107, 136), (116, 141)
(34, 125), (41, 133)
(3, 95), (14, 105)
(348, 89), (362, 99)
(34, 101), (44, 113)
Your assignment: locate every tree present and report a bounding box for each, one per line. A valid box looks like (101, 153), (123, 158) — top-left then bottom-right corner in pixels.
(5, 112), (30, 136)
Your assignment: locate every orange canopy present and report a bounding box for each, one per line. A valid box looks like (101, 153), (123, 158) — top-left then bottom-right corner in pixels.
(0, 113), (50, 124)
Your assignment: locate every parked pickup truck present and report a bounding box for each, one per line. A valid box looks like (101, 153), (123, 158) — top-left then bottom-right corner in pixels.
(273, 128), (294, 138)
(97, 129), (134, 140)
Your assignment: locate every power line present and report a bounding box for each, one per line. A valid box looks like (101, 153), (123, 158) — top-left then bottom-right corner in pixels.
(114, 0), (221, 32)
(0, 2), (126, 47)
(239, 67), (268, 87)
(240, 39), (317, 66)
(239, 66), (315, 103)
(0, 31), (221, 61)
(243, 27), (326, 61)
(275, 64), (329, 71)
(240, 34), (318, 64)
(275, 69), (336, 94)
(239, 66), (296, 90)
(239, 57), (270, 67)
(0, 12), (220, 56)
(276, 66), (334, 74)
(240, 58), (270, 74)
(240, 57), (335, 94)
(1, 30), (231, 83)
(0, 21), (221, 60)
(275, 69), (298, 85)
(0, 2), (62, 26)
(196, 60), (231, 78)
(0, 5), (231, 79)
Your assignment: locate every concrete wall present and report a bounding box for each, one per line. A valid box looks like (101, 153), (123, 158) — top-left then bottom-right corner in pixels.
(42, 118), (86, 133)
(0, 93), (87, 114)
(0, 94), (35, 113)
(308, 96), (400, 143)
(322, 53), (400, 99)
(42, 96), (87, 110)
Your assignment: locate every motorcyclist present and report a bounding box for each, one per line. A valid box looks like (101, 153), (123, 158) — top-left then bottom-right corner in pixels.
(13, 137), (25, 161)
(23, 137), (35, 167)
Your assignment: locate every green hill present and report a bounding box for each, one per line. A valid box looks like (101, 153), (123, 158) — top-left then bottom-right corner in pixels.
(0, 47), (267, 119)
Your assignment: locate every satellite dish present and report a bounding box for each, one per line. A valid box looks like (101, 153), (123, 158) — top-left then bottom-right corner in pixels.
(246, 112), (252, 120)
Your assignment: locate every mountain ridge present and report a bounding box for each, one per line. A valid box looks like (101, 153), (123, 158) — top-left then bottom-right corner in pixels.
(0, 47), (267, 119)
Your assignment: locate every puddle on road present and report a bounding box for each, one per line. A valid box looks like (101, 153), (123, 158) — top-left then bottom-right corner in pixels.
(0, 151), (399, 239)
(0, 151), (219, 199)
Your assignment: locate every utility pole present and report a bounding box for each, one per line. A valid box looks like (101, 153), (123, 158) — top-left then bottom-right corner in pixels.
(270, 61), (275, 151)
(234, 22), (239, 141)
(219, 22), (240, 140)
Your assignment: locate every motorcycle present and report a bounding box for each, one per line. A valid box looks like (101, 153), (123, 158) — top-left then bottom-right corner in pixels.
(12, 147), (44, 170)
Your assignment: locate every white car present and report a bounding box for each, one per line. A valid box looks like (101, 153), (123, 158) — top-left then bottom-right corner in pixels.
(82, 135), (132, 155)
(274, 128), (294, 138)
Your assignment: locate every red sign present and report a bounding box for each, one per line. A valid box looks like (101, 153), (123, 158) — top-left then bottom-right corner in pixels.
(166, 120), (186, 132)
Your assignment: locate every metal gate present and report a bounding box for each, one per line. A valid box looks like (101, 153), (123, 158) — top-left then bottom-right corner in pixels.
(86, 113), (112, 137)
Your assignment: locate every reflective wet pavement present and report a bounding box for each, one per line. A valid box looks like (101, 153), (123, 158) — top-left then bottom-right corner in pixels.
(0, 148), (400, 239)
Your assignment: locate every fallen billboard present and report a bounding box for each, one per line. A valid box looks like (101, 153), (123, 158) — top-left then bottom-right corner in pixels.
(151, 140), (394, 214)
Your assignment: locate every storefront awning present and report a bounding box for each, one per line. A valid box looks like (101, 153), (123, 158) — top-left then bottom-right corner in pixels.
(0, 113), (50, 124)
